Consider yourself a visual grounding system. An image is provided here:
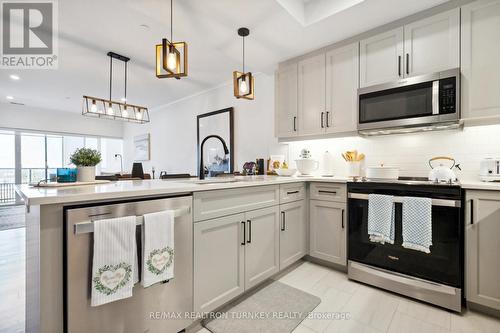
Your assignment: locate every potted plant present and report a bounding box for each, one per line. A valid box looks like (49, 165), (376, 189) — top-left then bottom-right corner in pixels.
(70, 148), (102, 182)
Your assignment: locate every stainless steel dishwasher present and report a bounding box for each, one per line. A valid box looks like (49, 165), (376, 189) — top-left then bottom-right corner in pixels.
(64, 195), (193, 333)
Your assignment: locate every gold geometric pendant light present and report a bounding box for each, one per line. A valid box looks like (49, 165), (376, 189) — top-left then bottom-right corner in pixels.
(156, 0), (188, 79)
(233, 27), (254, 100)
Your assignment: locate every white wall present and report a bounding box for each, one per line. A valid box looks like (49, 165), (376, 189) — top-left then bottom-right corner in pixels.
(287, 124), (500, 181)
(122, 73), (287, 175)
(0, 102), (123, 138)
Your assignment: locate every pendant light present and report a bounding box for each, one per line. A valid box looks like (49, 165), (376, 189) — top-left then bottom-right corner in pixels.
(233, 27), (254, 100)
(156, 0), (188, 79)
(82, 52), (150, 124)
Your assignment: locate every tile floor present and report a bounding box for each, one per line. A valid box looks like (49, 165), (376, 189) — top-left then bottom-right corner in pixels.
(197, 261), (500, 333)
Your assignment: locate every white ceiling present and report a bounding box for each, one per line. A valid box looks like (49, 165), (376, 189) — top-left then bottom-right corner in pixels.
(0, 0), (450, 113)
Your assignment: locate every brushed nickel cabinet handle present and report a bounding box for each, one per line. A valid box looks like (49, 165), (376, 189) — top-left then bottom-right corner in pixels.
(293, 117), (297, 132)
(341, 209), (345, 229)
(321, 112), (325, 128)
(287, 190), (299, 195)
(326, 111), (330, 127)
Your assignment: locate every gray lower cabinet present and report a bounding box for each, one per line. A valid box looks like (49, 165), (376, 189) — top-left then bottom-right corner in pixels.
(194, 206), (280, 313)
(279, 200), (307, 270)
(244, 206), (280, 289)
(194, 213), (245, 313)
(309, 200), (347, 266)
(465, 190), (500, 311)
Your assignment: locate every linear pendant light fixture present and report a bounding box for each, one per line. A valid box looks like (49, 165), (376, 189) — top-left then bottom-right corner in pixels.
(82, 52), (150, 123)
(233, 27), (254, 100)
(156, 0), (188, 79)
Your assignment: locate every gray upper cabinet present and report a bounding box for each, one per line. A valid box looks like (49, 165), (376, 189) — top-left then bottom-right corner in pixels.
(461, 0), (500, 120)
(298, 53), (326, 136)
(244, 206), (280, 289)
(275, 63), (298, 137)
(309, 200), (347, 266)
(325, 43), (359, 134)
(360, 9), (459, 88)
(279, 200), (307, 270)
(194, 213), (245, 313)
(360, 27), (404, 88)
(465, 190), (500, 311)
(404, 8), (459, 77)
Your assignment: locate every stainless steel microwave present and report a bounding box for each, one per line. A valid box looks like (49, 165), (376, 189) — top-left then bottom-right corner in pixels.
(357, 68), (460, 133)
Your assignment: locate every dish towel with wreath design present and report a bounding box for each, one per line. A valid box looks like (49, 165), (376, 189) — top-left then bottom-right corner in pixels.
(142, 210), (175, 287)
(402, 197), (433, 253)
(368, 194), (395, 244)
(91, 216), (137, 307)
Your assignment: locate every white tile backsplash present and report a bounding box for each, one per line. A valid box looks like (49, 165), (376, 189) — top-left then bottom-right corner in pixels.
(287, 124), (500, 181)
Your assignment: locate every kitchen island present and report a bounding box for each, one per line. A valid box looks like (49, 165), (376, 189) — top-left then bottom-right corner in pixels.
(16, 176), (347, 333)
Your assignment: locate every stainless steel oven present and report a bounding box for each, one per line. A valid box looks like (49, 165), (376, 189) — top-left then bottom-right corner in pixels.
(358, 68), (460, 133)
(347, 181), (464, 311)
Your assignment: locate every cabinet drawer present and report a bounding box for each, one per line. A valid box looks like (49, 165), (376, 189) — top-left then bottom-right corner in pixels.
(280, 183), (306, 204)
(310, 182), (346, 202)
(194, 185), (280, 222)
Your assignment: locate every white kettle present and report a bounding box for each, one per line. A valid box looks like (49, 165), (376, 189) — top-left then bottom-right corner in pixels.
(428, 156), (457, 183)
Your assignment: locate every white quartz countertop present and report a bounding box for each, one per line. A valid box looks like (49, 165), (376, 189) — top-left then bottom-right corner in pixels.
(460, 180), (500, 191)
(16, 175), (349, 206)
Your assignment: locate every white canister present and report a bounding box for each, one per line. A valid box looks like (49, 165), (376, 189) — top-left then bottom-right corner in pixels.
(347, 161), (361, 178)
(77, 166), (96, 182)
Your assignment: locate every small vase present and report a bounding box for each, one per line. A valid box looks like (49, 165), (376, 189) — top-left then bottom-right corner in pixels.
(77, 166), (96, 182)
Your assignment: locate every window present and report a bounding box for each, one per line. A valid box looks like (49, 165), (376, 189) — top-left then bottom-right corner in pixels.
(2, 130), (123, 184)
(21, 133), (46, 184)
(0, 131), (15, 183)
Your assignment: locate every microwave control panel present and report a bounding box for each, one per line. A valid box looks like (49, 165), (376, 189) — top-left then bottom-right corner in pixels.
(439, 77), (456, 114)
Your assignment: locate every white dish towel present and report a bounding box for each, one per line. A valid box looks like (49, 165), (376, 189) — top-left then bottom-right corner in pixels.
(368, 194), (395, 244)
(91, 216), (137, 307)
(142, 210), (175, 288)
(402, 197), (433, 253)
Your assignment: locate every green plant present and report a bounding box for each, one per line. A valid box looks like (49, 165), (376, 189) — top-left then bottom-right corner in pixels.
(70, 148), (102, 167)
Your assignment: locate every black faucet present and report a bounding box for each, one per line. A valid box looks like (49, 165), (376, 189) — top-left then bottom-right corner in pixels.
(199, 135), (229, 180)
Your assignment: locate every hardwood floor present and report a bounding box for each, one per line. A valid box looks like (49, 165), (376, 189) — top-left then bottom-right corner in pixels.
(0, 227), (25, 333)
(0, 205), (26, 332)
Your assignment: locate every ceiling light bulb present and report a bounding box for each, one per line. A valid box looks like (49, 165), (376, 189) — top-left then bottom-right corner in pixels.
(107, 103), (114, 115)
(239, 79), (248, 94)
(9, 74), (20, 80)
(122, 106), (128, 118)
(166, 52), (177, 71)
(90, 100), (97, 113)
(6, 96), (14, 100)
(136, 110), (143, 120)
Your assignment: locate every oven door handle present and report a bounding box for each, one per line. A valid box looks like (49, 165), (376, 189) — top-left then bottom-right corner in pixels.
(348, 193), (461, 208)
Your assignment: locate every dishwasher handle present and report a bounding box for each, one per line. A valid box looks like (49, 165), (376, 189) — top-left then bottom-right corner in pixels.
(73, 206), (191, 235)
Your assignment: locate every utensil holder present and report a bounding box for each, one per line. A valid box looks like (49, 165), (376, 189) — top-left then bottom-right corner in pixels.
(347, 161), (361, 177)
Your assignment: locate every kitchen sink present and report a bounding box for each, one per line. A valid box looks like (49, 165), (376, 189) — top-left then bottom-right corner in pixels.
(189, 178), (242, 185)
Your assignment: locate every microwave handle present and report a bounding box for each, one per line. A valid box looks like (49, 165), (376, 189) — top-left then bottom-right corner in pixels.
(432, 80), (440, 115)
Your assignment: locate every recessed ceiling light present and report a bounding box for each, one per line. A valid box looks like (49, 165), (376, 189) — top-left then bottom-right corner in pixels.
(139, 24), (150, 30)
(6, 96), (14, 100)
(9, 74), (20, 80)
